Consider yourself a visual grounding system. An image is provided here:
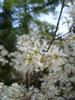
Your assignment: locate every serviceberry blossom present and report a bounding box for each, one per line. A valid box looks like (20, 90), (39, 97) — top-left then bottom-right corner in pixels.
(9, 34), (65, 76)
(0, 45), (9, 65)
(0, 33), (75, 100)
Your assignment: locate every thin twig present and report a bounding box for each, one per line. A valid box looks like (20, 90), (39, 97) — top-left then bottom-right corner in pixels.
(55, 29), (73, 39)
(45, 0), (65, 52)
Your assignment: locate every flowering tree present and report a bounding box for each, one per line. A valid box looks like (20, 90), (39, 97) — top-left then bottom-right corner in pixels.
(0, 0), (75, 100)
(2, 32), (74, 99)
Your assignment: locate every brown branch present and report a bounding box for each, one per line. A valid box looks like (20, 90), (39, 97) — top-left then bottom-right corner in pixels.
(44, 0), (65, 52)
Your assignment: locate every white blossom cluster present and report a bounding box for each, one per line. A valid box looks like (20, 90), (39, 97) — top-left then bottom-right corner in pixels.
(0, 45), (9, 65)
(0, 82), (25, 100)
(40, 34), (75, 99)
(40, 35), (75, 99)
(9, 34), (65, 77)
(0, 82), (51, 100)
(0, 33), (75, 100)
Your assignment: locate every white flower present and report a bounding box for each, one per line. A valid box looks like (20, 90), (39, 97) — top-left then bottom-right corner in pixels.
(0, 45), (4, 50)
(1, 49), (8, 57)
(0, 82), (25, 100)
(0, 45), (9, 65)
(7, 33), (75, 99)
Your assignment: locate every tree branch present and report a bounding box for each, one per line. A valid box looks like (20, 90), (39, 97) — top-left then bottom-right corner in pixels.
(44, 0), (65, 52)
